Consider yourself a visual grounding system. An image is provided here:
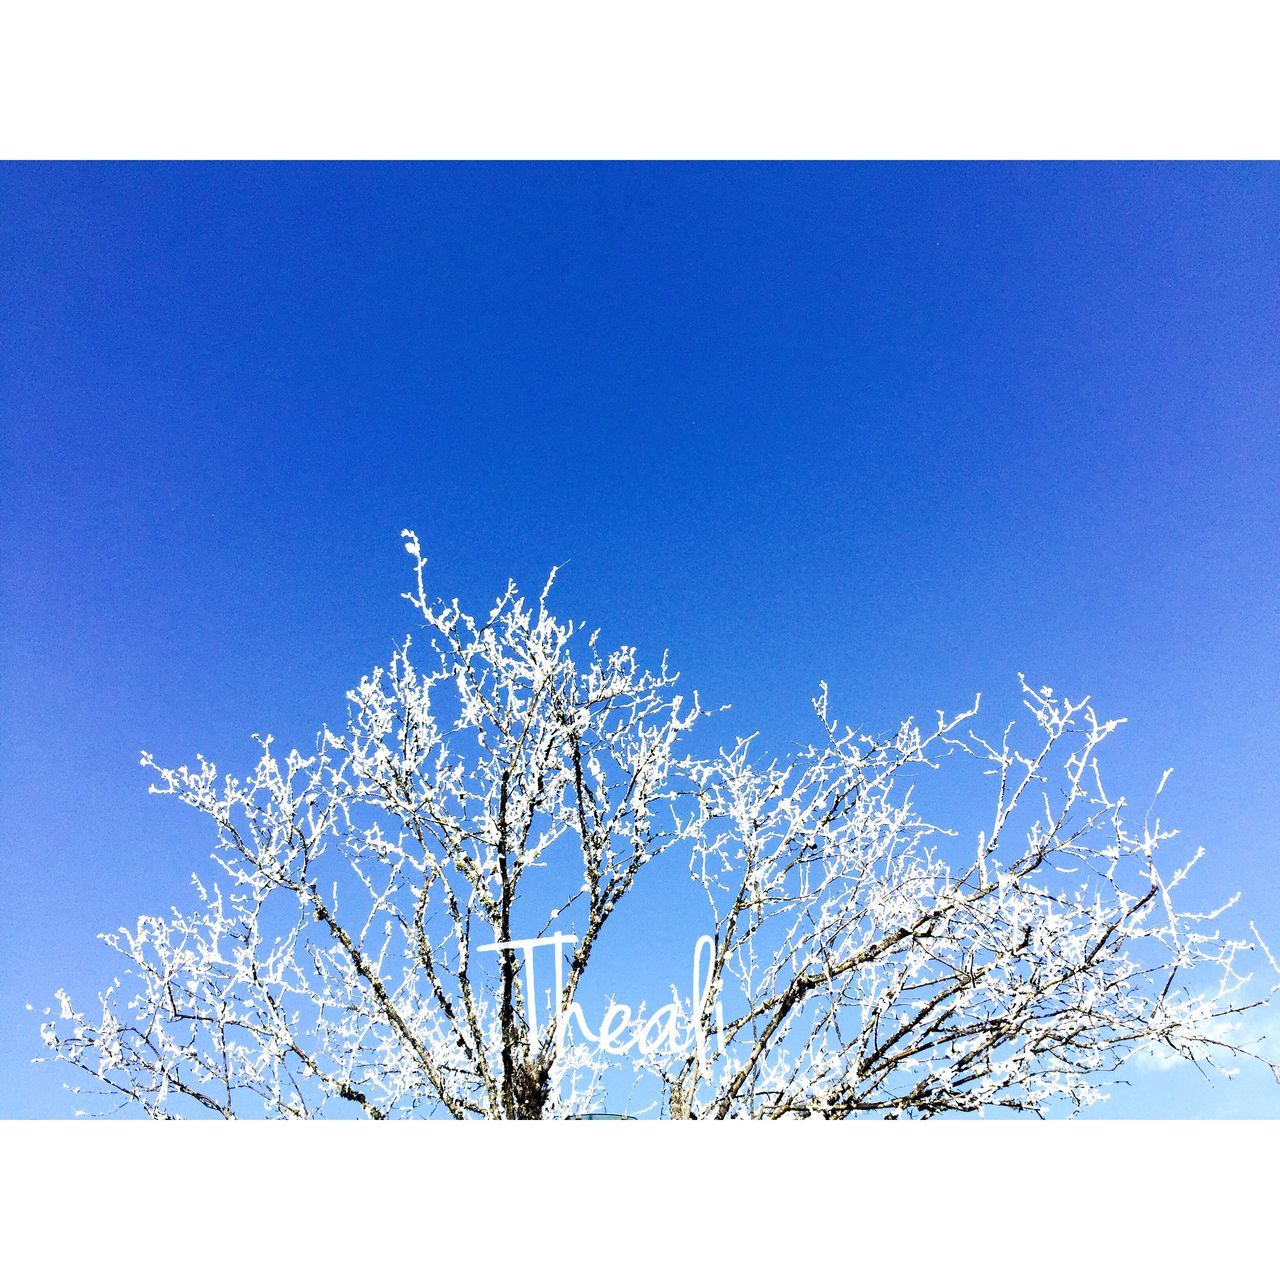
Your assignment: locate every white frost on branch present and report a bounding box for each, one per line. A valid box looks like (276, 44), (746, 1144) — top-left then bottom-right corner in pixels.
(38, 539), (1280, 1118)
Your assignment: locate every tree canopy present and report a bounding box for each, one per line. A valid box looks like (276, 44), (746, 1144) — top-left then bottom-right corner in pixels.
(39, 534), (1279, 1117)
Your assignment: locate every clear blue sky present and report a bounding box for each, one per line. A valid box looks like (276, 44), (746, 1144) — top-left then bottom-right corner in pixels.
(2, 163), (1278, 1117)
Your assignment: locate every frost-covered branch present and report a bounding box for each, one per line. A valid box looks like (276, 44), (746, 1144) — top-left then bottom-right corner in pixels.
(660, 680), (1278, 1117)
(39, 541), (1278, 1118)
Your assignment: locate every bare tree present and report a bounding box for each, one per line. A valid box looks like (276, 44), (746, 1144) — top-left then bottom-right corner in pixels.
(40, 534), (1278, 1118)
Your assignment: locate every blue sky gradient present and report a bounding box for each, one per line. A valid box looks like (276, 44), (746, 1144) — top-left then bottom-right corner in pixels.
(2, 163), (1278, 1117)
